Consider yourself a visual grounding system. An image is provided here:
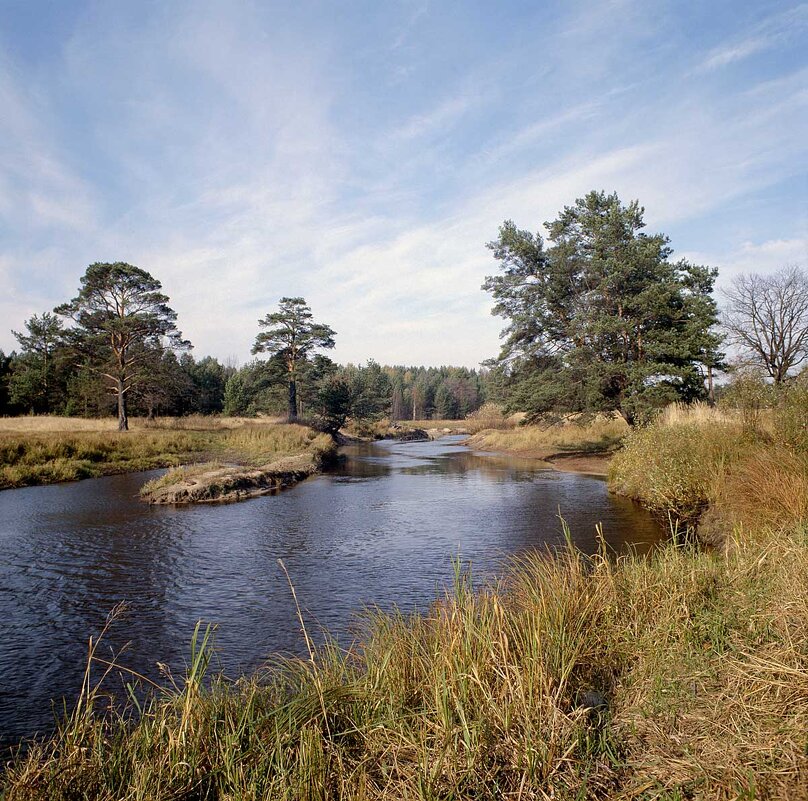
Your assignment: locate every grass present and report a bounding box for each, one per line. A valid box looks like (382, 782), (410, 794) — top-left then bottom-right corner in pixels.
(0, 417), (328, 490)
(0, 414), (283, 434)
(608, 417), (744, 528)
(467, 414), (629, 460)
(608, 402), (808, 541)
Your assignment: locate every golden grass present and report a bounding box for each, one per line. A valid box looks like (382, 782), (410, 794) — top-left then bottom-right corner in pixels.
(0, 419), (327, 490)
(0, 416), (122, 433)
(658, 400), (739, 427)
(3, 523), (807, 799)
(609, 401), (808, 544)
(608, 421), (743, 527)
(468, 414), (629, 458)
(703, 446), (808, 541)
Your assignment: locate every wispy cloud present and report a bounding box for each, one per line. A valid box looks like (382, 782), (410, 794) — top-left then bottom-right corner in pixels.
(696, 3), (808, 71)
(0, 1), (805, 368)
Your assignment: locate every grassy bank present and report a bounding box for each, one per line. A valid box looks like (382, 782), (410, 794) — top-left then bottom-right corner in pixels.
(0, 416), (326, 491)
(608, 403), (808, 543)
(467, 415), (628, 474)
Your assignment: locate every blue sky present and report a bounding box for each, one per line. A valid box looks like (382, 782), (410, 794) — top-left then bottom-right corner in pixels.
(1, 0), (806, 367)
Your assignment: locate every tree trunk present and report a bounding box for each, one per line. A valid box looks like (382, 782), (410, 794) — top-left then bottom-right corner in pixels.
(288, 377), (297, 422)
(707, 365), (715, 406)
(117, 380), (129, 431)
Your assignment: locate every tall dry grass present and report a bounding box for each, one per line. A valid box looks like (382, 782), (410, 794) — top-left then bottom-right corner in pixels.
(468, 414), (629, 458)
(609, 400), (808, 543)
(4, 404), (808, 797)
(3, 523), (807, 799)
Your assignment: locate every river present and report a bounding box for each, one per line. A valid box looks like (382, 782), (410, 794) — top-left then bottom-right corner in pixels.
(0, 436), (662, 748)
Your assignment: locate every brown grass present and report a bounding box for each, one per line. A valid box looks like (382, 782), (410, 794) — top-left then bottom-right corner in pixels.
(609, 401), (808, 545)
(0, 418), (326, 490)
(468, 414), (629, 459)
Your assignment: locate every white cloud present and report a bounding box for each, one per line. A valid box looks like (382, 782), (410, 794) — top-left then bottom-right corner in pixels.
(681, 238), (808, 287)
(696, 3), (808, 72)
(1, 1), (805, 372)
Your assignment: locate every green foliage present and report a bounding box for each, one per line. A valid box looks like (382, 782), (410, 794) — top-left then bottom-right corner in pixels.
(483, 191), (724, 424)
(314, 374), (353, 433)
(0, 350), (16, 415)
(252, 297), (336, 421)
(180, 354), (235, 414)
(9, 312), (67, 414)
(55, 262), (190, 430)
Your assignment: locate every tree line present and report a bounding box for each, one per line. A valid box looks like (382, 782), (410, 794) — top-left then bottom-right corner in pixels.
(0, 275), (488, 430)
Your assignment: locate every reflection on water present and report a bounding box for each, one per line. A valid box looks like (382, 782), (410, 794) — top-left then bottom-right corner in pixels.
(0, 436), (662, 747)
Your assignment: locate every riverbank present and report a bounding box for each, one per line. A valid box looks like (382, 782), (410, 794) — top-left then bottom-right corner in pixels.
(465, 416), (628, 476)
(609, 403), (808, 547)
(0, 416), (330, 492)
(4, 530), (806, 798)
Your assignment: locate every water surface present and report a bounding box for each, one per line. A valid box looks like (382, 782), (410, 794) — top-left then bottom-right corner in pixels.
(0, 437), (661, 747)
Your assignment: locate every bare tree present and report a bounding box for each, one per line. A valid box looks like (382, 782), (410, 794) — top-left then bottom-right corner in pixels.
(723, 265), (808, 384)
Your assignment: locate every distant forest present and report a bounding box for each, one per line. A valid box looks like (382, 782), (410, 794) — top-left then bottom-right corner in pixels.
(0, 345), (491, 423)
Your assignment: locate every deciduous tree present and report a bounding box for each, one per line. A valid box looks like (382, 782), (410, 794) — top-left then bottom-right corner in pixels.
(723, 265), (808, 384)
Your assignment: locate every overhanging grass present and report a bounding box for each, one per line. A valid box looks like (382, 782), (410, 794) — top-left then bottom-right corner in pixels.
(3, 525), (807, 799)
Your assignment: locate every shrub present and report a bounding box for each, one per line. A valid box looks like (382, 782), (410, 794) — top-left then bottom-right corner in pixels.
(608, 420), (743, 527)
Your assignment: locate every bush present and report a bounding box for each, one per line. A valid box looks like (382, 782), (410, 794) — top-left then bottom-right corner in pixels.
(608, 420), (743, 528)
(773, 379), (808, 452)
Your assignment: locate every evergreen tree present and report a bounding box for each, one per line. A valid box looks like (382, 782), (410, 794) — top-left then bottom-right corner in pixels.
(9, 312), (66, 413)
(252, 298), (336, 422)
(56, 263), (190, 430)
(483, 191), (723, 423)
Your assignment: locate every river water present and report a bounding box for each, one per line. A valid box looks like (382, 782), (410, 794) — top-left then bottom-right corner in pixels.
(0, 437), (662, 748)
